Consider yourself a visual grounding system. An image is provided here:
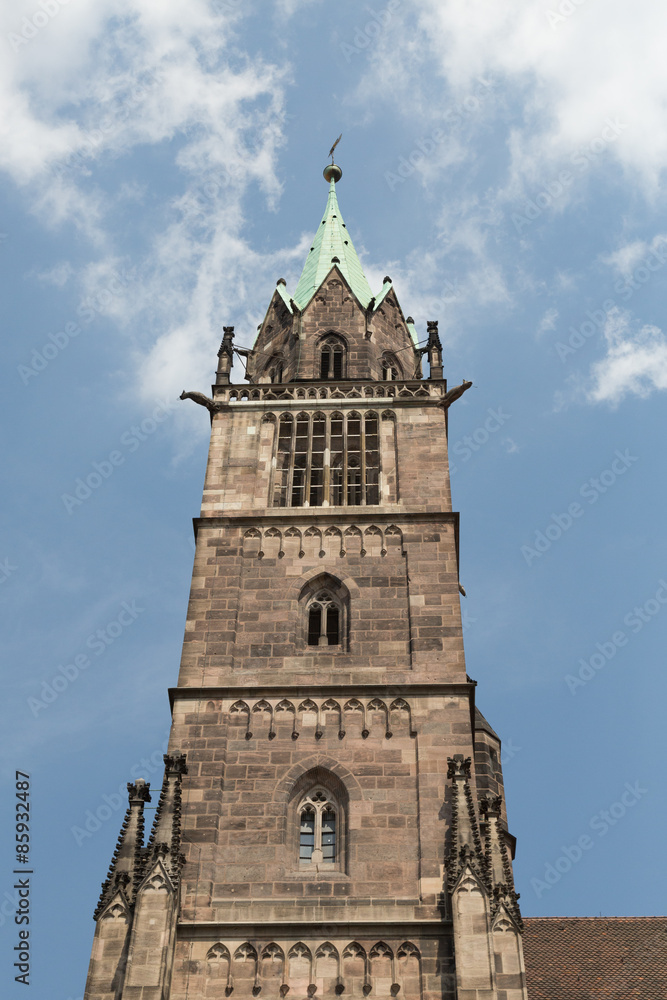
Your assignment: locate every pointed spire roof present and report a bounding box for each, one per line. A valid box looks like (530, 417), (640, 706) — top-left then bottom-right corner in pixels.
(293, 167), (374, 310)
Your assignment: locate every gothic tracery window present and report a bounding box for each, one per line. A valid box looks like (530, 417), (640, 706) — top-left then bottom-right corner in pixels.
(298, 789), (337, 864)
(307, 591), (341, 646)
(271, 410), (380, 507)
(319, 335), (346, 379)
(299, 575), (349, 652)
(382, 352), (402, 381)
(269, 357), (284, 383)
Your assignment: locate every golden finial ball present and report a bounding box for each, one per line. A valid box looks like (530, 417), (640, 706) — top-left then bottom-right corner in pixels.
(323, 164), (343, 183)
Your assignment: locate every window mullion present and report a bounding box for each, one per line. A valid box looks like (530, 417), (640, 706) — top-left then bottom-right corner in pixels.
(323, 413), (331, 505)
(361, 413), (367, 506)
(287, 417), (296, 507)
(315, 805), (323, 853)
(319, 604), (329, 646)
(343, 412), (349, 506)
(304, 413), (313, 506)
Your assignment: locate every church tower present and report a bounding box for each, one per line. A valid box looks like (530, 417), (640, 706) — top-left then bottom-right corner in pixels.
(83, 162), (528, 1000)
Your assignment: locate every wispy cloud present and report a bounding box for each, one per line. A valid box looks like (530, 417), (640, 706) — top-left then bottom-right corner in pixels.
(586, 310), (667, 406)
(355, 0), (667, 194)
(0, 0), (299, 405)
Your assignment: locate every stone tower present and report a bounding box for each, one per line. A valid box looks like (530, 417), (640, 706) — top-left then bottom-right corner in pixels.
(83, 163), (528, 1000)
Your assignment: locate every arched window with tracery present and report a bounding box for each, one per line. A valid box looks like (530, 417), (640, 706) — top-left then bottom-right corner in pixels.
(319, 334), (346, 379)
(298, 788), (338, 864)
(268, 356), (284, 383)
(300, 575), (348, 651)
(382, 352), (402, 381)
(271, 410), (380, 508)
(307, 590), (341, 647)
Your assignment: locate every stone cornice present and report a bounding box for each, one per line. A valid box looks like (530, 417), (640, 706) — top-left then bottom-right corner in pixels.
(168, 681), (475, 708)
(193, 510), (460, 529)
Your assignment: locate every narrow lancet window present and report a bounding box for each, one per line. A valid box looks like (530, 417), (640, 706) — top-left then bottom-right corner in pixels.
(307, 592), (341, 647)
(319, 335), (346, 379)
(297, 789), (337, 864)
(299, 808), (315, 860)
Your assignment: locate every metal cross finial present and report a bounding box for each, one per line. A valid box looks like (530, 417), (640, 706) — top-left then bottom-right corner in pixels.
(328, 133), (342, 163)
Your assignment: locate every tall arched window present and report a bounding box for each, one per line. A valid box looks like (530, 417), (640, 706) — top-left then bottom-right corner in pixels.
(299, 575), (349, 651)
(271, 411), (380, 508)
(319, 335), (346, 379)
(268, 357), (284, 383)
(382, 352), (402, 381)
(307, 591), (341, 646)
(288, 766), (348, 872)
(298, 789), (337, 864)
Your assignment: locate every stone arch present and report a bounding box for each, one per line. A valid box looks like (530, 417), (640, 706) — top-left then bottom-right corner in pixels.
(370, 943), (395, 993)
(273, 753), (364, 806)
(315, 942), (340, 982)
(287, 765), (347, 872)
(229, 700), (252, 740)
(342, 943), (368, 995)
(343, 698), (368, 738)
(299, 572), (350, 650)
(242, 528), (262, 558)
(252, 699), (275, 739)
(367, 698), (392, 738)
(207, 944), (233, 994)
(288, 943), (313, 990)
(390, 698), (416, 736)
(317, 331), (348, 379)
(233, 943), (259, 993)
(261, 943), (285, 995)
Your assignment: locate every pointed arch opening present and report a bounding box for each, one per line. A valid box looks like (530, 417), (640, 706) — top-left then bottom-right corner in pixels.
(381, 351), (403, 381)
(319, 333), (347, 379)
(299, 574), (349, 651)
(287, 765), (349, 872)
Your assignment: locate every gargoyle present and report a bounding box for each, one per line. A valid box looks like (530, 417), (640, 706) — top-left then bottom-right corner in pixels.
(179, 390), (218, 413)
(442, 380), (473, 409)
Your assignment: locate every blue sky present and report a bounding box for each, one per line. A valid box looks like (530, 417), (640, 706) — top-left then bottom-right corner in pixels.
(2, 1), (667, 996)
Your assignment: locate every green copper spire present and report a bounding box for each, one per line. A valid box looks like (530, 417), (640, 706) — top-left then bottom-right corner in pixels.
(293, 166), (374, 310)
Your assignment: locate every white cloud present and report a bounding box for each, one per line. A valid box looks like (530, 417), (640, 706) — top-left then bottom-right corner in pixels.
(0, 0), (296, 407)
(536, 306), (558, 339)
(357, 0), (667, 193)
(36, 261), (74, 287)
(586, 309), (667, 405)
(601, 235), (667, 279)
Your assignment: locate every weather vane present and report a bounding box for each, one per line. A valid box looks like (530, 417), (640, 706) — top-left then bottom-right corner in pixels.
(328, 133), (342, 164)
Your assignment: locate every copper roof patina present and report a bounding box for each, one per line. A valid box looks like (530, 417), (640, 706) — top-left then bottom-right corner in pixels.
(292, 174), (374, 310)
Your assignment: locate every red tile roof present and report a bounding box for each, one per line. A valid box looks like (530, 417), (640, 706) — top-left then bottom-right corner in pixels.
(523, 916), (667, 999)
